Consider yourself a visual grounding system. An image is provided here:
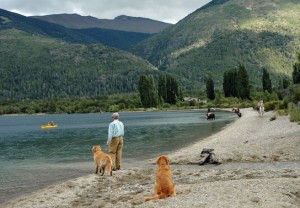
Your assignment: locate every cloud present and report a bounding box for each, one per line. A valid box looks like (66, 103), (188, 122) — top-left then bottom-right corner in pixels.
(1, 0), (211, 23)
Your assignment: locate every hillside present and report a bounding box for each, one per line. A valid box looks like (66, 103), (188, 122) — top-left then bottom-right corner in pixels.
(0, 9), (152, 50)
(0, 8), (96, 44)
(131, 0), (300, 90)
(74, 28), (152, 50)
(0, 29), (158, 100)
(31, 14), (172, 34)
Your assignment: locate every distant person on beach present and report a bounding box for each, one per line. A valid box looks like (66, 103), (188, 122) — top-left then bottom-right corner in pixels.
(106, 112), (124, 171)
(232, 107), (242, 117)
(232, 107), (240, 113)
(206, 108), (215, 120)
(257, 100), (264, 116)
(256, 100), (264, 111)
(260, 100), (264, 107)
(207, 108), (212, 116)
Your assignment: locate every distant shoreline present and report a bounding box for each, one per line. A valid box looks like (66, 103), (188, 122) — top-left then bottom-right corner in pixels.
(0, 107), (232, 117)
(0, 113), (47, 116)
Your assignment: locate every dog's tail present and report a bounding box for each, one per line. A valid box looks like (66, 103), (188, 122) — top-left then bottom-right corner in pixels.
(106, 155), (113, 176)
(144, 194), (168, 202)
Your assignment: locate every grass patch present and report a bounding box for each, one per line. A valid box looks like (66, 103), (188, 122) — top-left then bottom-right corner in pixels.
(289, 109), (300, 123)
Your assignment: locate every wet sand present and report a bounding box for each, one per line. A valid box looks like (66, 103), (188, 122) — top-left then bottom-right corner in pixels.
(2, 108), (300, 208)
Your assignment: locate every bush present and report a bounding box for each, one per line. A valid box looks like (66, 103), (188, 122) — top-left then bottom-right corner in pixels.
(220, 103), (231, 108)
(128, 104), (135, 110)
(162, 103), (171, 108)
(188, 100), (196, 106)
(118, 103), (126, 110)
(290, 109), (300, 123)
(108, 105), (119, 112)
(292, 87), (300, 104)
(276, 109), (288, 116)
(264, 101), (283, 111)
(244, 101), (253, 108)
(278, 99), (289, 109)
(207, 103), (215, 109)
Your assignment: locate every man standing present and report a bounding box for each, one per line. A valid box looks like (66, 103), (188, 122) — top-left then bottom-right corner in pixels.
(106, 112), (124, 171)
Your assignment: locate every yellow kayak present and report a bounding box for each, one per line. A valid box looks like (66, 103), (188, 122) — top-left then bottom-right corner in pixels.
(41, 124), (58, 129)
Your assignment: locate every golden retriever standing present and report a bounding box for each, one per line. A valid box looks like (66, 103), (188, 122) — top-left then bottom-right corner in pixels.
(145, 155), (176, 202)
(92, 145), (113, 176)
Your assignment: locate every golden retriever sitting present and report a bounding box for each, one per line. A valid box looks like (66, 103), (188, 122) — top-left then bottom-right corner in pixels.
(92, 145), (112, 176)
(145, 155), (176, 202)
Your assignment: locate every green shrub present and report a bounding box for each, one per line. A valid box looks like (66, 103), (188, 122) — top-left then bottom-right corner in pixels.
(292, 87), (300, 104)
(239, 101), (252, 108)
(278, 99), (289, 109)
(108, 105), (119, 112)
(220, 103), (231, 108)
(276, 109), (288, 116)
(207, 103), (215, 109)
(188, 100), (196, 106)
(128, 104), (135, 110)
(264, 101), (283, 111)
(118, 103), (126, 110)
(162, 103), (171, 108)
(290, 109), (300, 122)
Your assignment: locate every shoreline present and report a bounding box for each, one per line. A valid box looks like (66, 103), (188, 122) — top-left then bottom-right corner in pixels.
(3, 108), (300, 208)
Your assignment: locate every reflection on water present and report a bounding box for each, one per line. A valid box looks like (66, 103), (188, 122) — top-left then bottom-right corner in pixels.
(0, 110), (235, 204)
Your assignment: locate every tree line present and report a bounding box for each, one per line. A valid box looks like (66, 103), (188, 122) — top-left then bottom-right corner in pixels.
(138, 74), (183, 108)
(1, 53), (299, 115)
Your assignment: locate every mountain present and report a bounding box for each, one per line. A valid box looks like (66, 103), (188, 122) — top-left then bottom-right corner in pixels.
(73, 28), (152, 50)
(131, 0), (300, 90)
(2, 0), (299, 101)
(0, 8), (97, 44)
(31, 14), (172, 34)
(0, 12), (158, 100)
(0, 9), (152, 50)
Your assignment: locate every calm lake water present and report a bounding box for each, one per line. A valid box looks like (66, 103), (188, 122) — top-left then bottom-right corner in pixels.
(0, 110), (236, 204)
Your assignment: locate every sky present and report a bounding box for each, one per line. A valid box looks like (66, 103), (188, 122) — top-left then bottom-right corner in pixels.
(1, 0), (211, 24)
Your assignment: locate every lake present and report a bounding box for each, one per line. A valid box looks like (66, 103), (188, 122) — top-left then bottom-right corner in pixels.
(0, 110), (236, 204)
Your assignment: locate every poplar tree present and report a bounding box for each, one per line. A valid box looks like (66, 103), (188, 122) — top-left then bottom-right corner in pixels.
(138, 75), (157, 108)
(223, 69), (238, 97)
(282, 77), (290, 89)
(262, 68), (272, 93)
(158, 75), (167, 102)
(166, 75), (178, 104)
(293, 53), (300, 84)
(138, 75), (148, 107)
(223, 71), (230, 97)
(206, 77), (215, 100)
(158, 74), (179, 104)
(236, 65), (250, 99)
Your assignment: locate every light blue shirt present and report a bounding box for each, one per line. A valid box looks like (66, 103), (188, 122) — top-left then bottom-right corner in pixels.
(107, 119), (124, 144)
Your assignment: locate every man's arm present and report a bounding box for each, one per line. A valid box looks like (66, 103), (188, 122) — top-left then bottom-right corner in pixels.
(107, 123), (114, 145)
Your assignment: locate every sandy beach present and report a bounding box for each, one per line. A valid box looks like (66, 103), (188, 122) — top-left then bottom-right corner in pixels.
(2, 108), (300, 208)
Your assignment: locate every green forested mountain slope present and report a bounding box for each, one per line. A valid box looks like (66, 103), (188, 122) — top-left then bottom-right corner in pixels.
(131, 0), (300, 90)
(0, 29), (157, 100)
(0, 8), (97, 44)
(74, 28), (152, 50)
(0, 9), (152, 50)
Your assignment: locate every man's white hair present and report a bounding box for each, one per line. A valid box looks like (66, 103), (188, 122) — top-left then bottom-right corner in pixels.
(112, 112), (119, 119)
